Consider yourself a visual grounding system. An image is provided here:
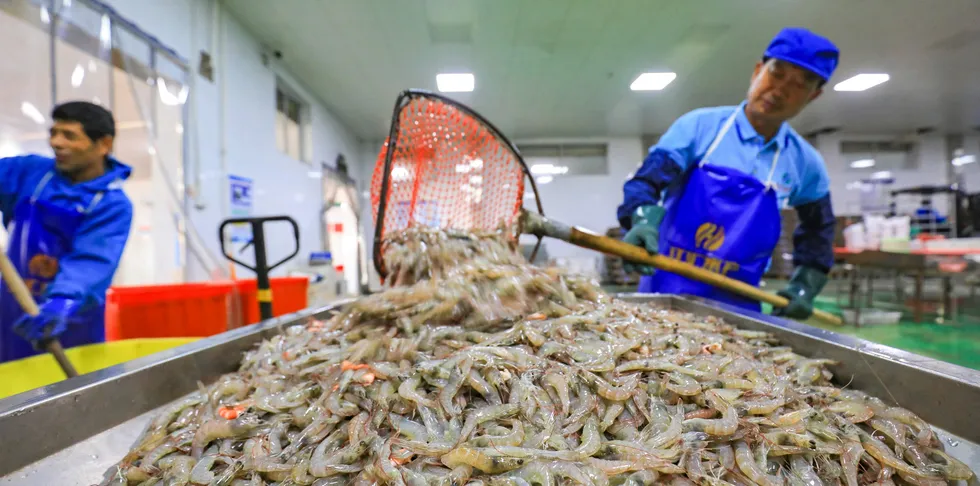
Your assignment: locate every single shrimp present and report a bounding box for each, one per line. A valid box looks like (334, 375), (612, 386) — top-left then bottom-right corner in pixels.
(469, 420), (525, 448)
(441, 446), (526, 474)
(774, 407), (815, 426)
(683, 390), (737, 436)
(458, 404), (519, 444)
(621, 470), (659, 486)
(309, 433), (376, 477)
(150, 393), (205, 432)
(733, 441), (784, 486)
(191, 414), (260, 458)
(665, 372), (701, 396)
(860, 430), (940, 480)
(840, 441), (864, 486)
(586, 457), (634, 476)
(541, 371), (570, 413)
(923, 447), (975, 480)
(398, 374), (438, 408)
(739, 397), (787, 415)
(438, 358), (473, 417)
(188, 454), (232, 485)
(880, 407), (936, 447)
(825, 401), (874, 423)
(789, 455), (824, 486)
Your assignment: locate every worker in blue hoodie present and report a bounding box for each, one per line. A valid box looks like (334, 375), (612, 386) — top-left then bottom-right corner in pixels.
(0, 101), (133, 362)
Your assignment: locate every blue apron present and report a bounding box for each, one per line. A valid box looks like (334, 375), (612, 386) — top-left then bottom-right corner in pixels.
(638, 109), (782, 312)
(0, 172), (106, 363)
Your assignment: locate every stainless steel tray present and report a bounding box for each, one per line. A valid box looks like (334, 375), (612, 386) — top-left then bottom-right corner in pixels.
(1, 295), (978, 485)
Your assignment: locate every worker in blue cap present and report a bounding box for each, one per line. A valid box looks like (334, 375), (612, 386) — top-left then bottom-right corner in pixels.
(617, 27), (839, 318)
(0, 101), (133, 362)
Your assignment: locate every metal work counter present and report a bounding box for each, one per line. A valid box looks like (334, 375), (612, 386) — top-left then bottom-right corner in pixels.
(1, 295), (979, 485)
(835, 249), (980, 322)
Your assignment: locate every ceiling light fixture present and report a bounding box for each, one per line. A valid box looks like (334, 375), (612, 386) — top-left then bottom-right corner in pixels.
(833, 74), (890, 92)
(536, 175), (554, 184)
(71, 64), (85, 87)
(391, 166), (412, 182)
(630, 72), (677, 91)
(436, 73), (474, 93)
(953, 154), (977, 166)
(850, 159), (876, 169)
(20, 102), (45, 125)
(871, 171), (893, 180)
(530, 163), (569, 175)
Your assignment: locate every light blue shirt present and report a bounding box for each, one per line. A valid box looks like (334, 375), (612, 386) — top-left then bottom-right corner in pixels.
(654, 101), (829, 210)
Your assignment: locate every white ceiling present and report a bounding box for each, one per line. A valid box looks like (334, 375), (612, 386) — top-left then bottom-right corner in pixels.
(225, 0), (980, 140)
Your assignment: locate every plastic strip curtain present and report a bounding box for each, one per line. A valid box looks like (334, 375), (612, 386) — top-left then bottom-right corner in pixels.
(106, 10), (228, 275)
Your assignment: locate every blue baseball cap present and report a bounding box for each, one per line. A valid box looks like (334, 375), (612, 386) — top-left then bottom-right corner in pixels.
(764, 27), (840, 82)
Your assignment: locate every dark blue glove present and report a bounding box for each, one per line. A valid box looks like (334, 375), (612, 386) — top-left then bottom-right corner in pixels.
(773, 266), (828, 319)
(12, 297), (83, 343)
(622, 205), (667, 275)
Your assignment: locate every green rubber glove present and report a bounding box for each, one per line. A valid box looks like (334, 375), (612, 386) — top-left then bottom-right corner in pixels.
(773, 266), (828, 319)
(622, 205), (666, 275)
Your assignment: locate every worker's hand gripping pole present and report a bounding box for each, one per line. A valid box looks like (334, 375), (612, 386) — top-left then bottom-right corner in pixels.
(520, 210), (844, 326)
(219, 216), (300, 321)
(0, 246), (78, 377)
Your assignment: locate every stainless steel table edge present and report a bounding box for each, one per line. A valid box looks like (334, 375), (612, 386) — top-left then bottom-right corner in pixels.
(0, 299), (353, 476)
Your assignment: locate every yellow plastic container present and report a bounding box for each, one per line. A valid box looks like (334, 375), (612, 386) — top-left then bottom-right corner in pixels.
(0, 338), (199, 400)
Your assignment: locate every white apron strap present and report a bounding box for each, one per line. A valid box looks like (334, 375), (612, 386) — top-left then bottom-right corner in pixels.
(30, 170), (106, 214)
(699, 109), (739, 167)
(29, 172), (55, 203)
(764, 145), (782, 189)
(702, 108), (785, 195)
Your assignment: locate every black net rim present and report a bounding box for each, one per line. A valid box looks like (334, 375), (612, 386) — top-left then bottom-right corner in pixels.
(372, 89), (544, 279)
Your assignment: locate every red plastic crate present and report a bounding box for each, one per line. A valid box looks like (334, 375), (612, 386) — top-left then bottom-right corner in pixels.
(233, 277), (309, 326)
(105, 282), (234, 340)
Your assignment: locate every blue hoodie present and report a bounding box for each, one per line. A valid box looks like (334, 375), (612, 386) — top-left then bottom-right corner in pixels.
(0, 154), (133, 307)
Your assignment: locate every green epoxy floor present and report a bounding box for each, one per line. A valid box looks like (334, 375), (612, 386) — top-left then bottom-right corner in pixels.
(802, 297), (980, 372)
(603, 284), (980, 372)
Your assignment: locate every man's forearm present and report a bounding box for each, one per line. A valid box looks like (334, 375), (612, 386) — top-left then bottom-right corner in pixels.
(617, 149), (686, 229)
(791, 194), (835, 272)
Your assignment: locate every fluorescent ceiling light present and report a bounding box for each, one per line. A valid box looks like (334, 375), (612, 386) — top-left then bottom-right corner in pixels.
(871, 170), (892, 180)
(530, 163), (569, 175)
(834, 74), (890, 92)
(436, 73), (474, 93)
(850, 159), (875, 169)
(536, 175), (554, 184)
(455, 164), (471, 173)
(630, 72), (677, 91)
(71, 65), (85, 87)
(99, 14), (111, 47)
(953, 154), (977, 166)
(391, 166), (412, 182)
(21, 102), (45, 125)
(470, 175), (482, 184)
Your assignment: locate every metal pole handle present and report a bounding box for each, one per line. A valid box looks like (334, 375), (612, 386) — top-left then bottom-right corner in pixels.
(0, 246), (78, 377)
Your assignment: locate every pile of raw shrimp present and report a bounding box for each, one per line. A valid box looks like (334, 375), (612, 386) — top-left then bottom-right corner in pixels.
(102, 229), (974, 486)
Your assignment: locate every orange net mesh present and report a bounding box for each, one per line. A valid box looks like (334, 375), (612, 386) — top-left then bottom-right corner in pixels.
(371, 91), (534, 276)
